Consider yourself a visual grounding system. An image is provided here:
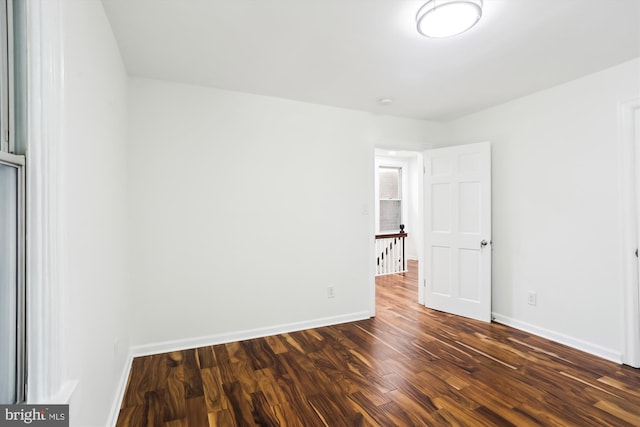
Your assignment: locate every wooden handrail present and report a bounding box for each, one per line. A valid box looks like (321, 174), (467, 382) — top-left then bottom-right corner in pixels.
(375, 232), (407, 239)
(375, 224), (407, 239)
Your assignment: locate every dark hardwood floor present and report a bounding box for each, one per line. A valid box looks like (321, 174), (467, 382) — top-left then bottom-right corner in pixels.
(116, 261), (640, 426)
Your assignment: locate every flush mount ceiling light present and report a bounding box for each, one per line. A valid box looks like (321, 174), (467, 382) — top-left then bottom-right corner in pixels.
(416, 0), (483, 38)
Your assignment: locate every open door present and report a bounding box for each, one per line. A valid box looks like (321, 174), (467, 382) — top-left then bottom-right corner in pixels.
(424, 142), (491, 322)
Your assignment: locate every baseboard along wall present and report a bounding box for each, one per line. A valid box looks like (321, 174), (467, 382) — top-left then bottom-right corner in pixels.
(106, 310), (372, 427)
(491, 312), (622, 364)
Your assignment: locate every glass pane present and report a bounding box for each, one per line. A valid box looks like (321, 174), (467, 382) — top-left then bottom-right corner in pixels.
(380, 200), (401, 232)
(379, 167), (400, 200)
(0, 162), (17, 403)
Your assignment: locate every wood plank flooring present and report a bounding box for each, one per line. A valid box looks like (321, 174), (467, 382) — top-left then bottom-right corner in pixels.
(116, 261), (640, 426)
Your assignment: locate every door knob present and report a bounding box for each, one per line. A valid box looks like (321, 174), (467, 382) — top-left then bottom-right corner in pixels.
(480, 240), (489, 248)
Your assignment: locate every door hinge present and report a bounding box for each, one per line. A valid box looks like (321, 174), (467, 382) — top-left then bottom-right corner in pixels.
(636, 248), (638, 258)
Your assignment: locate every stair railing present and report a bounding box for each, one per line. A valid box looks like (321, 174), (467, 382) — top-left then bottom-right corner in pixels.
(375, 225), (408, 276)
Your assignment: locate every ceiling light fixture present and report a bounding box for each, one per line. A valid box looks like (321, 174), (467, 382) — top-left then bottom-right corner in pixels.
(416, 0), (483, 38)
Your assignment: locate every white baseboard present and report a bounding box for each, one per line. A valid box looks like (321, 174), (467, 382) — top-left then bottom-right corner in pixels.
(106, 349), (134, 427)
(492, 312), (622, 364)
(106, 311), (371, 426)
(131, 311), (371, 357)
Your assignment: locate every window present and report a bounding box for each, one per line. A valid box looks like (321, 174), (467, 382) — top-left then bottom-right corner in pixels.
(0, 0), (24, 404)
(0, 153), (25, 404)
(379, 166), (402, 232)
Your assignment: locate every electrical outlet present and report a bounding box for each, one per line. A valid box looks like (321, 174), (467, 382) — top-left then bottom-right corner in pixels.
(328, 286), (336, 298)
(527, 291), (537, 306)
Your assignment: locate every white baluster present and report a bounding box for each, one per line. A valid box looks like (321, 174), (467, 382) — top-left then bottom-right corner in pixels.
(394, 238), (399, 273)
(386, 240), (390, 275)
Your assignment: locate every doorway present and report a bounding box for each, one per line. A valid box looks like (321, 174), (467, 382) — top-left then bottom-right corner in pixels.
(373, 148), (425, 305)
(372, 142), (493, 323)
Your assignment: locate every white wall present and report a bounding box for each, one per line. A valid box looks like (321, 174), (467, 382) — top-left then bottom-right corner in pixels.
(441, 58), (640, 360)
(57, 1), (129, 425)
(127, 78), (442, 348)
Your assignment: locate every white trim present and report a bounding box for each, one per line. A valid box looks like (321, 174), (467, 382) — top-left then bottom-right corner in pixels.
(413, 152), (424, 305)
(367, 147), (377, 317)
(0, 0), (10, 153)
(49, 380), (77, 405)
(131, 311), (371, 357)
(492, 313), (622, 364)
(6, 0), (15, 153)
(106, 311), (371, 426)
(106, 349), (134, 427)
(619, 97), (640, 368)
(0, 149), (23, 164)
(25, 0), (65, 403)
(16, 155), (26, 402)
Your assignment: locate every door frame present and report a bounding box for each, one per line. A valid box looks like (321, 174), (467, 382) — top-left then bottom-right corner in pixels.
(620, 98), (640, 368)
(370, 147), (425, 316)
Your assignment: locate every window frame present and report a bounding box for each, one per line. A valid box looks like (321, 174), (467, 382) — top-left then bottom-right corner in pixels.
(0, 151), (26, 404)
(378, 166), (403, 232)
(375, 159), (409, 234)
(0, 0), (13, 153)
(0, 0), (24, 403)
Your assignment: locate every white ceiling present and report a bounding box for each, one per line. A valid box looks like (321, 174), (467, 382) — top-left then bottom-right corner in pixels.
(101, 0), (640, 121)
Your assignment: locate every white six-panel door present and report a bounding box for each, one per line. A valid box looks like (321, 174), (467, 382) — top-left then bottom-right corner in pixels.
(424, 142), (491, 322)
